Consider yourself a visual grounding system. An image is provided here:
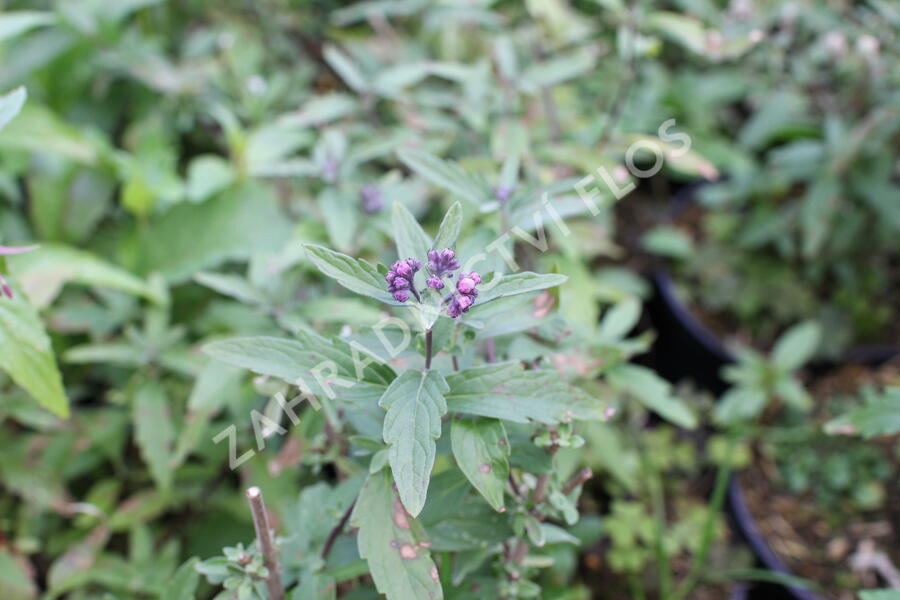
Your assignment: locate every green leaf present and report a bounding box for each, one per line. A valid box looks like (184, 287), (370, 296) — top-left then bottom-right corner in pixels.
(0, 12), (55, 43)
(860, 591), (900, 600)
(640, 226), (694, 259)
(445, 363), (605, 424)
(302, 244), (396, 304)
(160, 558), (200, 600)
(0, 545), (37, 600)
(319, 188), (358, 254)
(519, 48), (597, 92)
(646, 11), (707, 55)
(8, 244), (162, 308)
(607, 365), (697, 429)
(0, 86), (26, 131)
(135, 183), (291, 283)
(292, 572), (337, 600)
(397, 148), (488, 205)
(450, 418), (509, 512)
(0, 290), (67, 417)
(714, 387), (768, 425)
(0, 104), (105, 165)
(204, 332), (395, 392)
(432, 202), (463, 250)
(194, 272), (266, 305)
(475, 272), (568, 305)
(825, 388), (900, 438)
(351, 470), (443, 600)
(379, 370), (449, 516)
(392, 202), (432, 263)
(771, 321), (821, 372)
(597, 299), (641, 342)
(185, 155), (235, 203)
(322, 44), (369, 94)
(133, 381), (175, 490)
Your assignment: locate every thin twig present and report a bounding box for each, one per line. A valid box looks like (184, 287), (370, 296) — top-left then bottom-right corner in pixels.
(322, 500), (357, 561)
(246, 487), (283, 600)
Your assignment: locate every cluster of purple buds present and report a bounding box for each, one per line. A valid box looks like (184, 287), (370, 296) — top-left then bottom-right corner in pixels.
(385, 247), (481, 318)
(425, 248), (460, 291)
(360, 185), (383, 214)
(446, 272), (481, 318)
(385, 258), (421, 303)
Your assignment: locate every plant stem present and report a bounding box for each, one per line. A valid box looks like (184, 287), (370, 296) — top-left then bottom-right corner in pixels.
(246, 487), (283, 600)
(321, 500), (356, 561)
(672, 435), (737, 600)
(425, 329), (433, 369)
(635, 437), (672, 600)
(562, 467), (593, 495)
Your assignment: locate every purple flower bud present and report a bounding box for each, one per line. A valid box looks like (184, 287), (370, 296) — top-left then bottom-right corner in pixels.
(427, 247), (460, 278)
(394, 261), (412, 277)
(456, 295), (473, 310)
(457, 277), (476, 294)
(495, 185), (514, 201)
(447, 302), (461, 318)
(321, 157), (339, 183)
(386, 258), (422, 300)
(427, 276), (444, 290)
(360, 185), (383, 214)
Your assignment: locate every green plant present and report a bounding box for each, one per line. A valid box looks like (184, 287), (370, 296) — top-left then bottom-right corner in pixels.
(638, 0), (900, 355)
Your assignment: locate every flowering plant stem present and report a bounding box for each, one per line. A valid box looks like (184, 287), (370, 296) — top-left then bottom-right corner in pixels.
(424, 328), (433, 370)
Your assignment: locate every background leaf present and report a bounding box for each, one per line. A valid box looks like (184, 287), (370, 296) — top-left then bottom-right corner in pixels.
(8, 244), (162, 308)
(0, 86), (26, 130)
(133, 381), (175, 490)
(0, 290), (67, 417)
(392, 202), (432, 263)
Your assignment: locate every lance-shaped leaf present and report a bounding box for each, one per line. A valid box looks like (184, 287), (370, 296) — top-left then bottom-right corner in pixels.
(451, 417), (509, 512)
(351, 470), (443, 600)
(432, 201), (463, 250)
(0, 86), (26, 130)
(0, 288), (67, 417)
(397, 148), (488, 205)
(607, 364), (697, 429)
(475, 272), (568, 305)
(204, 331), (396, 391)
(302, 244), (397, 304)
(7, 244), (163, 308)
(445, 363), (605, 424)
(392, 202), (431, 263)
(379, 370), (449, 516)
(133, 381), (175, 490)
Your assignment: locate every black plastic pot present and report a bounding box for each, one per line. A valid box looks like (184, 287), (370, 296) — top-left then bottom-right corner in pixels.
(646, 268), (899, 600)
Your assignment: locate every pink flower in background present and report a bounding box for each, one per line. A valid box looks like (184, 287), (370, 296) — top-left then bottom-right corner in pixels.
(0, 245), (38, 299)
